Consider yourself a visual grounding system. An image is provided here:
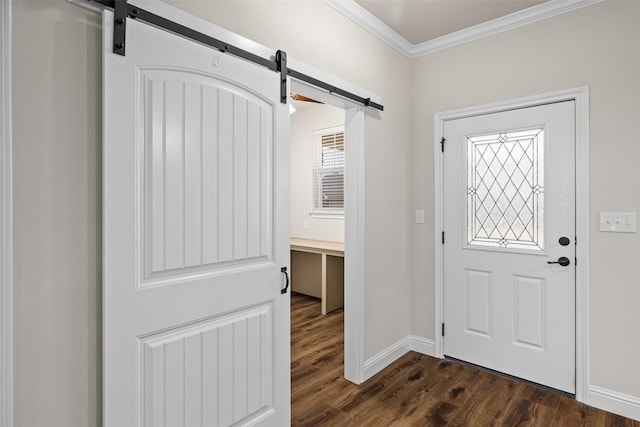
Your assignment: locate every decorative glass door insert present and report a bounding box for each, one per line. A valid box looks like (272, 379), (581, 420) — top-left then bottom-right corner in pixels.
(466, 128), (544, 251)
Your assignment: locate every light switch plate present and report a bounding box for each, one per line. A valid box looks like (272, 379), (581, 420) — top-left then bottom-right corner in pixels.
(600, 212), (636, 233)
(415, 209), (425, 224)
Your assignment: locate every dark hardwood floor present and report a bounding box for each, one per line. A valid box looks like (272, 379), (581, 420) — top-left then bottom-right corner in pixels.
(291, 292), (640, 426)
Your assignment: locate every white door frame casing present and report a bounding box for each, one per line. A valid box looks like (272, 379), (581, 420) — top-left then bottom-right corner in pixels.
(290, 78), (369, 384)
(343, 106), (366, 384)
(0, 0), (13, 425)
(434, 87), (590, 402)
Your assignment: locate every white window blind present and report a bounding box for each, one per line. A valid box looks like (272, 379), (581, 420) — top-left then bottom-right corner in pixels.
(313, 126), (344, 214)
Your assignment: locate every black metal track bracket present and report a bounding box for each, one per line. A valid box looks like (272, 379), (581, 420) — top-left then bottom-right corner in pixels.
(112, 0), (128, 55)
(276, 50), (287, 105)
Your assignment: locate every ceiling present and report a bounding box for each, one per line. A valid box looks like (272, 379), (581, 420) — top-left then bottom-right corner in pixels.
(353, 0), (548, 45)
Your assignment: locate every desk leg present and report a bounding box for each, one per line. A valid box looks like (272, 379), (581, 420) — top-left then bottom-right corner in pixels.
(321, 253), (327, 315)
(324, 255), (344, 314)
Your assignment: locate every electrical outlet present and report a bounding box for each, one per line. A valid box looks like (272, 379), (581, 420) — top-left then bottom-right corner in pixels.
(415, 209), (425, 224)
(600, 212), (636, 233)
(303, 220), (309, 230)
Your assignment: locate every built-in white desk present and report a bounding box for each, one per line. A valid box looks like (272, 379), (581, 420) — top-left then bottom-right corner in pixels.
(290, 238), (344, 315)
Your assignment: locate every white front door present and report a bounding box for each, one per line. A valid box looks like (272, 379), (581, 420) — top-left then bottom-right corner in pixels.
(103, 11), (290, 426)
(443, 101), (575, 393)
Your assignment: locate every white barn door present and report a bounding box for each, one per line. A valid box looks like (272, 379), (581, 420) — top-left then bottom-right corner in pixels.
(103, 11), (290, 426)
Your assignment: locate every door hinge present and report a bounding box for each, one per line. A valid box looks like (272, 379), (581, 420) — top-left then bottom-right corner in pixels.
(440, 137), (446, 152)
(441, 323), (445, 337)
(442, 231), (445, 244)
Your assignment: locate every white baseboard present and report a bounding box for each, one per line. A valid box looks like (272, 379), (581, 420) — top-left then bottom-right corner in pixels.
(588, 385), (640, 421)
(362, 335), (436, 381)
(408, 335), (436, 357)
(362, 336), (411, 381)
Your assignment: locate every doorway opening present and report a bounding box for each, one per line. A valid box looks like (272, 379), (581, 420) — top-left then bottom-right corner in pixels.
(289, 93), (347, 402)
(287, 78), (368, 389)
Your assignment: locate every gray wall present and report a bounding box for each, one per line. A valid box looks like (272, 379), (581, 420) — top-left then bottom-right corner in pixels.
(12, 0), (102, 425)
(11, 0), (640, 425)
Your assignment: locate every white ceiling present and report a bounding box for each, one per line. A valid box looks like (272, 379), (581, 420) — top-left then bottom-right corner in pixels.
(354, 0), (547, 44)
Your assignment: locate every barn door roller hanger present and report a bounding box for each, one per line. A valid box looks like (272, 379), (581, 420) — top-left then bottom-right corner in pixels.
(102, 0), (383, 111)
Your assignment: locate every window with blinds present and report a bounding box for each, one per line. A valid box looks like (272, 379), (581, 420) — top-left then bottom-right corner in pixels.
(313, 126), (345, 215)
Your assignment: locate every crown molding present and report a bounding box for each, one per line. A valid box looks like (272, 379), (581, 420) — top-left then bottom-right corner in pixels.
(323, 0), (415, 58)
(412, 0), (604, 57)
(325, 0), (604, 59)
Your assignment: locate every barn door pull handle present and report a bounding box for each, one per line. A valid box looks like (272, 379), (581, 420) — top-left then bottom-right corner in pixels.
(281, 267), (289, 294)
(547, 256), (570, 267)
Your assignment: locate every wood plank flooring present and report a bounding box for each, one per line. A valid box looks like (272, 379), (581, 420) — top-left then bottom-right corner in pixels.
(291, 292), (640, 426)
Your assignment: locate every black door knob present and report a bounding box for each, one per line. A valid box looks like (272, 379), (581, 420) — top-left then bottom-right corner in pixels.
(547, 256), (570, 267)
(559, 237), (571, 246)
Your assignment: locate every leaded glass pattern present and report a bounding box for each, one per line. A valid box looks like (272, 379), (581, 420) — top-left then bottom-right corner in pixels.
(467, 128), (544, 251)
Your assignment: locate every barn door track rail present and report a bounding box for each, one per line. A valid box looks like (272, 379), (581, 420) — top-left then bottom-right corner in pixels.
(95, 0), (384, 111)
